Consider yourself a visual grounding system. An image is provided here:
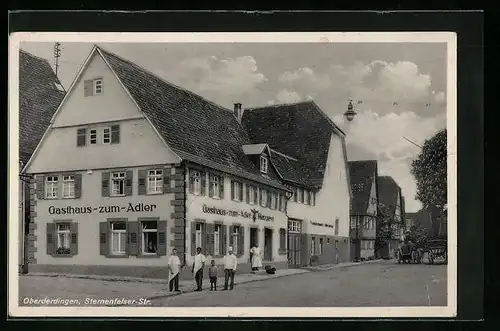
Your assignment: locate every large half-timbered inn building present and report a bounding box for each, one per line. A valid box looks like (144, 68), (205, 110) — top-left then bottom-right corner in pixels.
(23, 46), (292, 279)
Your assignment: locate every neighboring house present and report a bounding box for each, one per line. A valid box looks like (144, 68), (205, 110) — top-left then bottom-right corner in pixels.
(22, 46), (293, 280)
(405, 210), (433, 234)
(348, 160), (378, 261)
(242, 101), (352, 267)
(18, 50), (65, 272)
(377, 176), (406, 258)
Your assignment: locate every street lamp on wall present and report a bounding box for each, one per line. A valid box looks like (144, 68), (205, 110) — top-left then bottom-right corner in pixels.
(343, 100), (357, 122)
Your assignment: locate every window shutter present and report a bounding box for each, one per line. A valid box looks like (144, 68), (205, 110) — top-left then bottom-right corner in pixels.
(137, 222), (143, 256)
(125, 170), (133, 196)
(206, 223), (214, 256)
(201, 172), (206, 196)
(99, 222), (109, 256)
(246, 185), (250, 203)
(70, 222), (78, 255)
(138, 170), (147, 195)
(124, 221), (137, 256)
(230, 181), (235, 200)
(267, 191), (272, 208)
(293, 188), (298, 202)
(101, 172), (110, 197)
(254, 188), (258, 205)
(229, 225), (234, 248)
(191, 221), (196, 256)
(238, 227), (245, 256)
(208, 175), (214, 197)
(222, 225), (227, 255)
(36, 175), (45, 200)
(77, 128), (86, 147)
(157, 220), (168, 256)
(201, 223), (207, 253)
(110, 124), (120, 144)
(239, 182), (243, 201)
(46, 223), (55, 255)
(219, 176), (224, 199)
(163, 167), (171, 194)
(188, 170), (194, 193)
(84, 79), (93, 97)
(74, 174), (82, 198)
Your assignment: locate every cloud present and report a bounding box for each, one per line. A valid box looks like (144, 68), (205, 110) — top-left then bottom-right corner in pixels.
(275, 89), (302, 104)
(174, 55), (268, 107)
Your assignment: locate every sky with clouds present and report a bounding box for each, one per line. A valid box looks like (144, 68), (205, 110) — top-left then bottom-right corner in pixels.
(20, 42), (448, 212)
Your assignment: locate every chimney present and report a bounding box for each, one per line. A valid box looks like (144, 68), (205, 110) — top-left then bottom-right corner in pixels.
(233, 103), (243, 123)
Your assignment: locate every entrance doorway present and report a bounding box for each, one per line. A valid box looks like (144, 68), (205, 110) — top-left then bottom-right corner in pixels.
(250, 227), (258, 248)
(287, 219), (302, 267)
(264, 228), (273, 261)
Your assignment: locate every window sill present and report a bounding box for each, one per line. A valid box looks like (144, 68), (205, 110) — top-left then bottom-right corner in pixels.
(138, 254), (161, 258)
(52, 254), (74, 258)
(106, 254), (129, 258)
(147, 191), (163, 196)
(62, 196), (76, 199)
(109, 194), (126, 198)
(45, 197), (58, 200)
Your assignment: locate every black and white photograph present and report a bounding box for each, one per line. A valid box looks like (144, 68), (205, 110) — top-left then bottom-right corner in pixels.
(9, 32), (456, 318)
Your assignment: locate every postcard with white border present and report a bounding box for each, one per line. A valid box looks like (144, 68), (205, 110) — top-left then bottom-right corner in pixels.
(9, 31), (457, 318)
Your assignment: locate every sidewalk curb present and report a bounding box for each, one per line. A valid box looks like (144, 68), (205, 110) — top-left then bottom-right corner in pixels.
(303, 259), (386, 272)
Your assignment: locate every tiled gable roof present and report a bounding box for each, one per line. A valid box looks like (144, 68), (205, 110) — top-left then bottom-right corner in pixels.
(19, 50), (65, 166)
(241, 101), (344, 189)
(98, 48), (288, 191)
(405, 211), (433, 231)
(269, 150), (320, 189)
(377, 176), (402, 219)
(348, 160), (378, 215)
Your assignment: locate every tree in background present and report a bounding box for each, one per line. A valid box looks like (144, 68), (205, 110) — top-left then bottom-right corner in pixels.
(410, 129), (447, 213)
(376, 202), (401, 258)
(404, 225), (429, 248)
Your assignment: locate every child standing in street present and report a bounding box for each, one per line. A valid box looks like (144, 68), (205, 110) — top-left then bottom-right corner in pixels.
(208, 260), (218, 291)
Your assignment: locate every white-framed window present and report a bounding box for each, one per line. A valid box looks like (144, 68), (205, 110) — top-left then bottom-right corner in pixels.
(57, 223), (71, 249)
(111, 172), (126, 196)
(260, 188), (267, 207)
(147, 169), (163, 194)
(62, 175), (75, 198)
(311, 237), (316, 255)
(210, 174), (220, 198)
(288, 220), (301, 233)
(232, 181), (241, 201)
(297, 188), (303, 204)
(233, 226), (240, 254)
(214, 224), (221, 256)
(89, 129), (97, 144)
(45, 176), (59, 199)
(270, 192), (276, 209)
(110, 222), (127, 255)
(260, 156), (268, 173)
(94, 78), (103, 95)
(195, 223), (203, 249)
(192, 171), (202, 195)
(304, 190), (310, 205)
(103, 127), (111, 144)
(141, 221), (158, 255)
(248, 185), (256, 204)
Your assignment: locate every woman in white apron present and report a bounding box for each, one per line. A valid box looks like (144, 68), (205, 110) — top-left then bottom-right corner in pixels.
(168, 248), (181, 292)
(250, 244), (263, 272)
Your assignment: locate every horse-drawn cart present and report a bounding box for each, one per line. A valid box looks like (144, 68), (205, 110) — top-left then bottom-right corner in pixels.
(424, 238), (447, 264)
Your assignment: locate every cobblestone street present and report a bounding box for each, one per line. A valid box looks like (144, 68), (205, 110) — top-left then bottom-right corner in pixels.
(18, 260), (446, 307)
(151, 260), (447, 307)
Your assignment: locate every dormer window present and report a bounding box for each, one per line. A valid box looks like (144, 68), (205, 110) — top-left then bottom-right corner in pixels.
(260, 156), (268, 174)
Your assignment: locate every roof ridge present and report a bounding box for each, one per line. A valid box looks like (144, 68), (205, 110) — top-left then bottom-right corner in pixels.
(20, 49), (52, 65)
(244, 100), (314, 111)
(269, 148), (298, 161)
(96, 46), (235, 115)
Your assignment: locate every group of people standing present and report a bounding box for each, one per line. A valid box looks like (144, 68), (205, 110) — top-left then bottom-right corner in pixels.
(166, 244), (264, 292)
